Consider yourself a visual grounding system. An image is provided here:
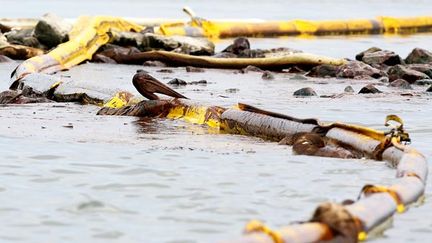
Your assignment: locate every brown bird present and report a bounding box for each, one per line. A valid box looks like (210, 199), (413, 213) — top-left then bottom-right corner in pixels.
(132, 70), (188, 100)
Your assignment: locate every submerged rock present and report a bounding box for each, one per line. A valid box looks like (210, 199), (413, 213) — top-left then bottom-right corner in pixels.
(387, 64), (429, 83)
(355, 47), (382, 61)
(225, 88), (240, 93)
(361, 50), (403, 66)
(344, 86), (355, 93)
(91, 54), (117, 64)
(33, 13), (71, 49)
(293, 87), (317, 97)
(241, 65), (263, 73)
(405, 48), (432, 64)
(167, 78), (187, 85)
(0, 90), (52, 104)
(307, 64), (338, 77)
(189, 80), (207, 85)
(286, 66), (306, 74)
(415, 79), (432, 86)
(186, 66), (205, 73)
(389, 79), (412, 89)
(143, 60), (167, 67)
(358, 84), (382, 94)
(336, 61), (384, 79)
(157, 69), (174, 73)
(261, 71), (275, 80)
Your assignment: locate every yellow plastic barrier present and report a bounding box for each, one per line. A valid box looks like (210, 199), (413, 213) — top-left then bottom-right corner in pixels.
(121, 50), (347, 69)
(12, 16), (142, 80)
(156, 16), (432, 38)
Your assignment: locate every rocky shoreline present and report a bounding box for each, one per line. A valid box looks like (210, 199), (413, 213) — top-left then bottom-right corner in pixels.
(0, 14), (431, 104)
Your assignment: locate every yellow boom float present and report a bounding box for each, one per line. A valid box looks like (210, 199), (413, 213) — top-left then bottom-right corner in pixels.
(157, 8), (432, 38)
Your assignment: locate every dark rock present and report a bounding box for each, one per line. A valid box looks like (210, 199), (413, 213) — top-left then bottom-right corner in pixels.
(189, 80), (207, 85)
(286, 66), (306, 74)
(142, 33), (215, 55)
(388, 79), (412, 89)
(378, 76), (389, 83)
(293, 87), (317, 97)
(110, 30), (144, 47)
(0, 23), (11, 33)
(143, 60), (167, 67)
(167, 78), (187, 85)
(427, 85), (432, 92)
(261, 71), (274, 80)
(33, 13), (71, 48)
(0, 54), (14, 62)
(344, 86), (355, 93)
(307, 64), (338, 77)
(289, 74), (308, 80)
(213, 52), (237, 58)
(5, 28), (41, 48)
(353, 75), (375, 80)
(361, 50), (403, 66)
(222, 37), (250, 56)
(225, 88), (240, 93)
(261, 47), (302, 58)
(336, 61), (385, 79)
(405, 48), (432, 64)
(186, 66), (205, 73)
(157, 69), (174, 73)
(358, 84), (382, 94)
(355, 47), (382, 61)
(415, 79), (432, 86)
(406, 64), (432, 78)
(0, 45), (44, 60)
(387, 64), (429, 83)
(91, 54), (117, 64)
(97, 45), (140, 63)
(241, 65), (263, 73)
(0, 90), (51, 104)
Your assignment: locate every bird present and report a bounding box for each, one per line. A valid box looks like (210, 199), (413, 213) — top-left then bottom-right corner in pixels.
(132, 70), (188, 100)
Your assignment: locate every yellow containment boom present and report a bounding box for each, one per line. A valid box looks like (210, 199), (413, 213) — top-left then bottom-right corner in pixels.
(156, 9), (432, 38)
(120, 50), (347, 69)
(11, 15), (347, 83)
(12, 16), (143, 80)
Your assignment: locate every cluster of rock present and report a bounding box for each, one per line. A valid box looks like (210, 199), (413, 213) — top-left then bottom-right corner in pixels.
(0, 14), (216, 61)
(304, 47), (432, 93)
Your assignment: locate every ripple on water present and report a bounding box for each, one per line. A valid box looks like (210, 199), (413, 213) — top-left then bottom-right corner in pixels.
(197, 207), (258, 216)
(51, 169), (86, 174)
(92, 183), (170, 190)
(61, 200), (132, 214)
(92, 231), (124, 239)
(28, 155), (65, 160)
